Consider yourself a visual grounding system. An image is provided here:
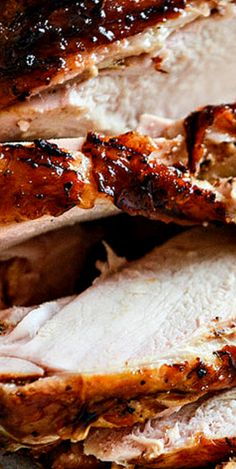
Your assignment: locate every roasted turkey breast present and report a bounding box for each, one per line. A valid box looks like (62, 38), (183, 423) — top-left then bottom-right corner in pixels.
(0, 227), (236, 450)
(0, 1), (235, 141)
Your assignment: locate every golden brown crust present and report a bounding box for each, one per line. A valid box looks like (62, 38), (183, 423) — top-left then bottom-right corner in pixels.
(0, 343), (236, 449)
(0, 0), (185, 108)
(0, 139), (94, 223)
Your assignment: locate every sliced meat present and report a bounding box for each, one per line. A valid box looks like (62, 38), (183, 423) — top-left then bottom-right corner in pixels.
(0, 222), (105, 309)
(0, 202), (118, 252)
(1, 103), (236, 226)
(0, 0), (221, 111)
(1, 4), (236, 141)
(85, 389), (236, 468)
(0, 227), (236, 447)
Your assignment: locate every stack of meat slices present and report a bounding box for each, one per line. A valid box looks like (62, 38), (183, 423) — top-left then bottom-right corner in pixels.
(1, 0), (236, 468)
(2, 226), (236, 469)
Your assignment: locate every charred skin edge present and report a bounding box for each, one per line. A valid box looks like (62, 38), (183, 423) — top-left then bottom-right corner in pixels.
(83, 132), (226, 224)
(0, 139), (96, 223)
(0, 0), (186, 108)
(0, 126), (230, 225)
(132, 437), (236, 468)
(184, 103), (236, 174)
(0, 101), (235, 225)
(0, 345), (236, 449)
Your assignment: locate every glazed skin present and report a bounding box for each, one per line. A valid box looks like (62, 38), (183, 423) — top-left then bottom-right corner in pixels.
(0, 103), (236, 225)
(0, 139), (89, 223)
(0, 0), (187, 108)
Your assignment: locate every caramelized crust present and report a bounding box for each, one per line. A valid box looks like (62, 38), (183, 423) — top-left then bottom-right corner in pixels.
(1, 343), (236, 449)
(83, 131), (225, 224)
(185, 103), (236, 173)
(0, 0), (185, 108)
(0, 103), (236, 225)
(0, 139), (93, 223)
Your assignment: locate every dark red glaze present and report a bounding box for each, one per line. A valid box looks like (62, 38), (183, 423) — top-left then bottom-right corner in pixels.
(184, 103), (236, 174)
(0, 0), (186, 108)
(83, 131), (226, 224)
(0, 139), (86, 223)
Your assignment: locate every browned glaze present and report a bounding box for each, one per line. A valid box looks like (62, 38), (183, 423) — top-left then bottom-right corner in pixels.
(185, 103), (236, 174)
(0, 0), (185, 108)
(83, 131), (226, 224)
(0, 139), (92, 223)
(0, 343), (236, 449)
(0, 108), (233, 224)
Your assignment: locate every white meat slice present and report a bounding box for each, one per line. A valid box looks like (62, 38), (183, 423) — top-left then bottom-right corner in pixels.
(0, 5), (235, 141)
(85, 389), (236, 468)
(1, 227), (236, 447)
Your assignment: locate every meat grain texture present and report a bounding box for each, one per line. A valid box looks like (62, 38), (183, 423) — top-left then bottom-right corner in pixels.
(0, 1), (235, 140)
(0, 227), (235, 467)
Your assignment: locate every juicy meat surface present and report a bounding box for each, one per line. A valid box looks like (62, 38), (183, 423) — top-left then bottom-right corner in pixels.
(0, 0), (210, 110)
(1, 5), (236, 141)
(85, 389), (236, 468)
(0, 227), (236, 447)
(1, 103), (236, 226)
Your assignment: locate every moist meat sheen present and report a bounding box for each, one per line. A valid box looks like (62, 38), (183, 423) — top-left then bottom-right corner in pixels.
(1, 2), (235, 141)
(0, 0), (187, 108)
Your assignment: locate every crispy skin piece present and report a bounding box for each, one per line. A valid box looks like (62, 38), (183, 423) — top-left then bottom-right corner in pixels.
(0, 0), (186, 108)
(184, 103), (236, 173)
(1, 103), (236, 225)
(84, 132), (225, 224)
(0, 139), (96, 223)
